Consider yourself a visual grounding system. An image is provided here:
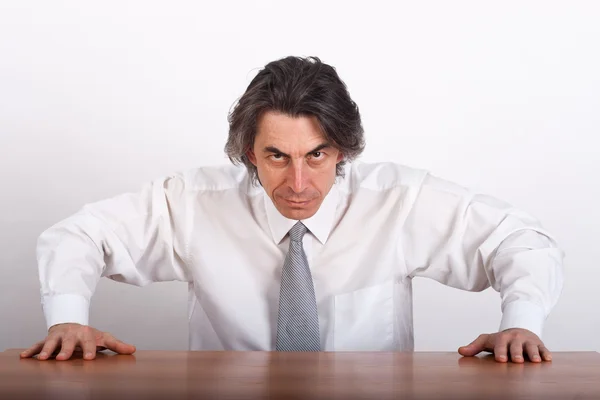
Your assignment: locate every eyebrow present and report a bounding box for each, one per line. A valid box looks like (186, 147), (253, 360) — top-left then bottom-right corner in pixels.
(264, 143), (331, 158)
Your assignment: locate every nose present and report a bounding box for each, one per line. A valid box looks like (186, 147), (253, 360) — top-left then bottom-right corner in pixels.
(289, 160), (307, 194)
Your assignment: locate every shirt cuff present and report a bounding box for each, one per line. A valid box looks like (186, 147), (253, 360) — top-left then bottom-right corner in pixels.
(42, 294), (90, 330)
(499, 300), (546, 338)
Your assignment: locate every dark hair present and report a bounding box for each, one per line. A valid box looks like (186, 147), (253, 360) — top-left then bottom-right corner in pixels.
(225, 56), (365, 183)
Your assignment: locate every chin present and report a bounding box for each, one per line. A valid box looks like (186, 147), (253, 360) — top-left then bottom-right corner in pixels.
(278, 205), (319, 220)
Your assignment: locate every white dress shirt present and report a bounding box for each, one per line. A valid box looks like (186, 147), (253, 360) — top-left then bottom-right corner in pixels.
(37, 161), (564, 351)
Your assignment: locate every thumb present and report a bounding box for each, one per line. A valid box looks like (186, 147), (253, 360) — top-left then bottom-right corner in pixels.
(114, 341), (137, 355)
(458, 334), (489, 357)
(101, 333), (137, 355)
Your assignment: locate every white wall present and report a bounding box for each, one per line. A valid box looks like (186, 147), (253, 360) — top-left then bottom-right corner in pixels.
(1, 0), (598, 352)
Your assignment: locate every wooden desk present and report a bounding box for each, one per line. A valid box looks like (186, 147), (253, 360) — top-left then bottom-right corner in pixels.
(1, 350), (599, 399)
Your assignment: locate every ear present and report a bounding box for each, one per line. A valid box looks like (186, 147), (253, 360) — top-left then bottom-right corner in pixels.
(336, 151), (344, 163)
(247, 149), (257, 166)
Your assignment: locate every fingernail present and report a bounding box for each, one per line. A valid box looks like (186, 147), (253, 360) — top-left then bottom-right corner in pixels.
(58, 353), (65, 358)
(85, 353), (93, 358)
(40, 352), (47, 357)
(533, 355), (541, 361)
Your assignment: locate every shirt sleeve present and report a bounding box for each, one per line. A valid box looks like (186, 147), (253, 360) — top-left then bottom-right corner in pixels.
(400, 173), (564, 338)
(37, 173), (192, 330)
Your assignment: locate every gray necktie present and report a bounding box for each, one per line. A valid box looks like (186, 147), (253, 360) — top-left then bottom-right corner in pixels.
(275, 222), (321, 351)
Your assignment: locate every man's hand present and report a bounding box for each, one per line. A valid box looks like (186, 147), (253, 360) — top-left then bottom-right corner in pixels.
(20, 323), (136, 361)
(458, 328), (552, 363)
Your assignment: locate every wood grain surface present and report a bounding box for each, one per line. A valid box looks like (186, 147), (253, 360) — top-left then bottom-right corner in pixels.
(1, 349), (599, 399)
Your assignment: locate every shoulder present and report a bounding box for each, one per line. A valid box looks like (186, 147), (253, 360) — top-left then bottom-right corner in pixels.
(342, 161), (430, 193)
(165, 164), (254, 194)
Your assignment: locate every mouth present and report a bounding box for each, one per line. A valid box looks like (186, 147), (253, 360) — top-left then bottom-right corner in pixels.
(284, 198), (314, 207)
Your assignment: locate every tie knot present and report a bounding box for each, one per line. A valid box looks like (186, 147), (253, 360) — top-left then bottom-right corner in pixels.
(289, 222), (308, 242)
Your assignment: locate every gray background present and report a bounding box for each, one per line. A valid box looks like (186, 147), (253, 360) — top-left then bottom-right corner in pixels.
(1, 0), (598, 352)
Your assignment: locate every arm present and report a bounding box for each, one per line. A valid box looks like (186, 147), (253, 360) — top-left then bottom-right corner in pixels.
(24, 173), (192, 361)
(401, 174), (564, 360)
(37, 173), (192, 329)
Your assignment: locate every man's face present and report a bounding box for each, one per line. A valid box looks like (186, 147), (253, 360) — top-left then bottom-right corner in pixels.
(247, 111), (343, 220)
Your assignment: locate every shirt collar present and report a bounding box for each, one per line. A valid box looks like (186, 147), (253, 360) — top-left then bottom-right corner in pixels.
(264, 184), (339, 245)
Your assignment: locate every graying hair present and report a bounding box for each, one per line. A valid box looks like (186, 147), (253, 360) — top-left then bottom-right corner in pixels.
(225, 56), (365, 183)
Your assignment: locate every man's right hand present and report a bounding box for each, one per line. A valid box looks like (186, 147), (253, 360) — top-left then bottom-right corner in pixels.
(20, 323), (136, 361)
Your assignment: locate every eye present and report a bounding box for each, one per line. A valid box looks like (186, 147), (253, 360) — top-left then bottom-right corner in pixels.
(269, 153), (286, 162)
(311, 151), (324, 159)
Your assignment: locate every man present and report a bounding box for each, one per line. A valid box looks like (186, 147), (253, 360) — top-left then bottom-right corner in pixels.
(21, 56), (563, 363)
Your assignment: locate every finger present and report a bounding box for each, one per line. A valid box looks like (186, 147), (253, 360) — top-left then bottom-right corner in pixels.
(539, 345), (552, 361)
(525, 343), (541, 362)
(493, 337), (509, 363)
(509, 340), (525, 363)
(101, 333), (136, 355)
(20, 341), (45, 359)
(38, 337), (61, 361)
(458, 334), (490, 357)
(80, 334), (97, 361)
(55, 338), (77, 361)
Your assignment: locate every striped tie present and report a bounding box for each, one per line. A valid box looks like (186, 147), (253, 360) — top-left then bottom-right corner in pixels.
(275, 222), (321, 351)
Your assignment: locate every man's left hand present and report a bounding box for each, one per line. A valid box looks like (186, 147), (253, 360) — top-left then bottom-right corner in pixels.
(458, 328), (552, 363)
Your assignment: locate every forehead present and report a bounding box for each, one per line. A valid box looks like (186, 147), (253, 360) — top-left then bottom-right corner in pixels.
(255, 111), (328, 150)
